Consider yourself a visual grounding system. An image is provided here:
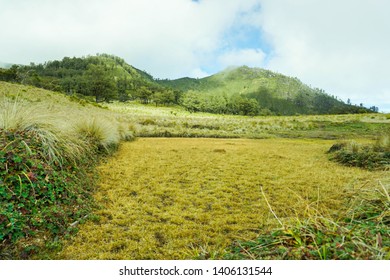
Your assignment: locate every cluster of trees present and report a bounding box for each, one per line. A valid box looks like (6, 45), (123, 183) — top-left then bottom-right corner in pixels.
(178, 86), (376, 116)
(180, 91), (260, 116)
(0, 65), (19, 82)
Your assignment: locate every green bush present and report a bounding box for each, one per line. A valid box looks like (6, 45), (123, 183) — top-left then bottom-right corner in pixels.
(0, 129), (95, 258)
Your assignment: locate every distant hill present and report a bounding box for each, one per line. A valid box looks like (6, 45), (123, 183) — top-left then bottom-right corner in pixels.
(158, 66), (315, 99)
(158, 66), (374, 115)
(0, 55), (375, 115)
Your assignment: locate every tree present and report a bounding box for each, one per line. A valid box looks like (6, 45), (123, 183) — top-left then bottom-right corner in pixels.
(84, 64), (117, 102)
(134, 86), (153, 104)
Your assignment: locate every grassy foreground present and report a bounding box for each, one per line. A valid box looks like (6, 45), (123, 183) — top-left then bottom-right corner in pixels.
(53, 138), (388, 259)
(0, 82), (134, 258)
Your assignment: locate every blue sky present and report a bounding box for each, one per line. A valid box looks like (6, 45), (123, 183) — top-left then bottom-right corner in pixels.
(0, 0), (389, 112)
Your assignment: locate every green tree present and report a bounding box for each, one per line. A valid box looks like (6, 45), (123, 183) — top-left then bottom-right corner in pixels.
(134, 86), (153, 104)
(84, 64), (117, 102)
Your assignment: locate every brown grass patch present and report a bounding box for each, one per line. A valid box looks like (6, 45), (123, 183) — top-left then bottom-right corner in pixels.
(55, 138), (386, 259)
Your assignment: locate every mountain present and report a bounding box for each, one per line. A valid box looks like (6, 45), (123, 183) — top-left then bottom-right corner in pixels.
(158, 66), (316, 99)
(0, 55), (375, 115)
(157, 66), (372, 115)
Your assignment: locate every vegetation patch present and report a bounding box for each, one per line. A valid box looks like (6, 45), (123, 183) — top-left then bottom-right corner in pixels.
(328, 134), (390, 170)
(0, 83), (135, 259)
(0, 128), (97, 259)
(224, 181), (390, 260)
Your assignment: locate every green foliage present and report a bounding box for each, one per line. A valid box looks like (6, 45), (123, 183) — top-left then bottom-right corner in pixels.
(84, 64), (117, 102)
(0, 129), (95, 258)
(162, 66), (377, 116)
(0, 65), (19, 82)
(0, 83), (136, 259)
(180, 91), (259, 116)
(13, 54), (162, 104)
(9, 55), (379, 115)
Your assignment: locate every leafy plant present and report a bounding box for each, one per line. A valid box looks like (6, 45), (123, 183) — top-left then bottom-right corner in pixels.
(0, 129), (95, 258)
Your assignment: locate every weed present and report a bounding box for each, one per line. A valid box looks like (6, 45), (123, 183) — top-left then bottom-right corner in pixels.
(0, 83), (135, 259)
(0, 129), (95, 259)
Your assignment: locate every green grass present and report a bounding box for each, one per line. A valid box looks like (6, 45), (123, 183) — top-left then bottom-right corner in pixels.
(224, 181), (390, 260)
(327, 133), (390, 170)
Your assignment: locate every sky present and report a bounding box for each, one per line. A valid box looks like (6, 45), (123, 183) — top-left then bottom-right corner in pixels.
(0, 0), (389, 112)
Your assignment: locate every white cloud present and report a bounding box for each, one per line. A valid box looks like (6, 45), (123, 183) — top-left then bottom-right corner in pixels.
(1, 0), (387, 112)
(0, 0), (262, 78)
(218, 48), (266, 68)
(259, 0), (390, 111)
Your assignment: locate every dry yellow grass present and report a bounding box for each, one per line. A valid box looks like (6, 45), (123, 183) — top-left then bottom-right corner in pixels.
(54, 138), (387, 260)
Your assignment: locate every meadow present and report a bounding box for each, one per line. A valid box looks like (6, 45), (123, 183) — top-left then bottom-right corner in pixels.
(1, 82), (389, 259)
(108, 101), (389, 140)
(54, 138), (388, 259)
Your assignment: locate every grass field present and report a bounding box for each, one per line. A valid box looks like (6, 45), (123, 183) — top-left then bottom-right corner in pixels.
(53, 138), (388, 259)
(108, 102), (390, 139)
(1, 82), (389, 259)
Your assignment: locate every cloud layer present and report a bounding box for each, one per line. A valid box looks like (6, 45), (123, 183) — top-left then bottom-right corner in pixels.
(0, 0), (262, 78)
(0, 0), (389, 111)
(260, 0), (390, 111)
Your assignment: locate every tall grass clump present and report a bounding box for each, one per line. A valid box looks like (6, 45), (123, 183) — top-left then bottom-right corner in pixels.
(0, 95), (134, 259)
(74, 118), (120, 154)
(327, 133), (390, 170)
(223, 182), (390, 260)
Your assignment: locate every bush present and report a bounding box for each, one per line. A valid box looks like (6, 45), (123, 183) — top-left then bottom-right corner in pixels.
(0, 96), (135, 259)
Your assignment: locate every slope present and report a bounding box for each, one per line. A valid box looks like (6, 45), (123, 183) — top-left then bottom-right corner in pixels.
(158, 66), (371, 115)
(4, 54), (162, 102)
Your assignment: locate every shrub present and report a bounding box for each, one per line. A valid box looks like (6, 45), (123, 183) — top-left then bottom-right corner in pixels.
(0, 129), (95, 258)
(0, 95), (135, 258)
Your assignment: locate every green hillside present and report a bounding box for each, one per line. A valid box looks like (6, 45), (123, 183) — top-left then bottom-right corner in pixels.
(158, 66), (374, 115)
(0, 54), (170, 103)
(0, 55), (377, 116)
(159, 66), (311, 98)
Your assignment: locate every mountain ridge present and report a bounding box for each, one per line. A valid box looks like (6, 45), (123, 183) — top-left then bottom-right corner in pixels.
(0, 54), (376, 115)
